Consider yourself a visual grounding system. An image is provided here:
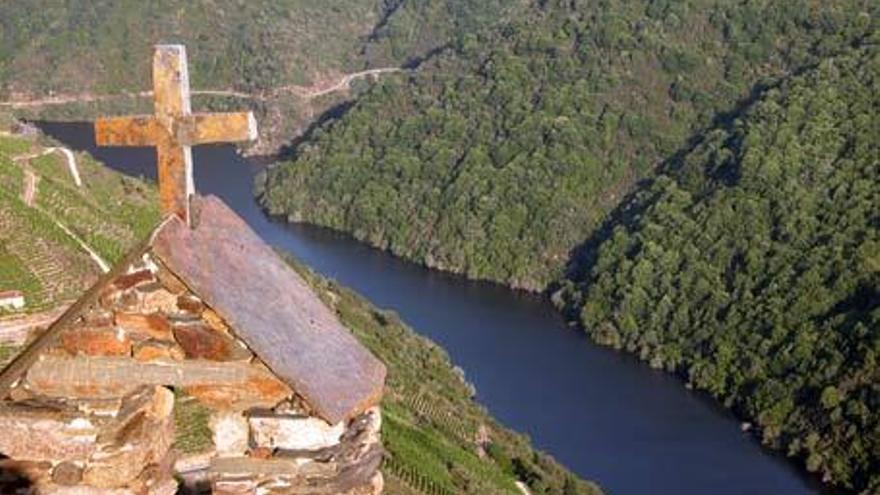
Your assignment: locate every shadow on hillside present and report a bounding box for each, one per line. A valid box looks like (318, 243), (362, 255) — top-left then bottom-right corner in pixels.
(256, 100), (355, 165)
(555, 74), (787, 308)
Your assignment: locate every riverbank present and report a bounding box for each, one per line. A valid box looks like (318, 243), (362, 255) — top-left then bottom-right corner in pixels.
(38, 121), (826, 494)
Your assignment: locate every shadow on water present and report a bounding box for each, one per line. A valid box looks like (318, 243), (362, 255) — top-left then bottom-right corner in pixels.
(267, 100), (355, 163)
(37, 121), (831, 495)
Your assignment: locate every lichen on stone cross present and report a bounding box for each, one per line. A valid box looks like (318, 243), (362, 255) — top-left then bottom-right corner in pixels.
(95, 45), (257, 225)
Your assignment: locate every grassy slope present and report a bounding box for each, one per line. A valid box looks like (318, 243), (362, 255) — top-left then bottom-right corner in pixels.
(0, 125), (159, 312)
(294, 259), (602, 495)
(0, 117), (599, 494)
(261, 0), (877, 290)
(558, 44), (880, 492)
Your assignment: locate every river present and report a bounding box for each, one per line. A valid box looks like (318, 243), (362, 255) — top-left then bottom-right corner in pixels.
(39, 122), (825, 495)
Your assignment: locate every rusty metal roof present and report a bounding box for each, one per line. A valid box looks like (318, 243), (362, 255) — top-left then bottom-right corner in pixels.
(150, 195), (386, 424)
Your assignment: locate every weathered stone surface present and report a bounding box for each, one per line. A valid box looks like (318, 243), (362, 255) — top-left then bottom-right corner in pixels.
(212, 477), (257, 495)
(51, 461), (83, 486)
(210, 456), (308, 478)
(176, 294), (205, 313)
(249, 414), (345, 452)
(185, 377), (289, 411)
(155, 264), (189, 295)
(340, 472), (384, 495)
(26, 356), (290, 409)
(113, 269), (155, 290)
(73, 398), (123, 418)
(174, 450), (214, 474)
(173, 323), (252, 361)
(8, 384), (34, 402)
(81, 309), (114, 327)
(209, 411), (249, 456)
(101, 288), (140, 312)
(115, 313), (173, 341)
(249, 446), (273, 460)
(133, 451), (179, 495)
(210, 444), (383, 494)
(140, 286), (178, 314)
(133, 340), (186, 362)
(83, 410), (175, 488)
(144, 477), (178, 495)
(151, 196), (387, 424)
(0, 404), (97, 462)
(36, 483), (137, 495)
(202, 308), (231, 335)
(61, 328), (131, 357)
(358, 407), (382, 446)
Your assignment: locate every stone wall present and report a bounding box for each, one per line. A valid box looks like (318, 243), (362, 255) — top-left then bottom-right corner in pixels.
(0, 253), (383, 494)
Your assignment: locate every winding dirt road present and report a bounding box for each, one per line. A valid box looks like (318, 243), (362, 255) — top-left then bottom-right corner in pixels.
(12, 146), (110, 273)
(0, 68), (405, 108)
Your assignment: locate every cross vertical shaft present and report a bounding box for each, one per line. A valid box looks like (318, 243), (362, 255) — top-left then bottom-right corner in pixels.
(95, 45), (258, 226)
(153, 45), (195, 222)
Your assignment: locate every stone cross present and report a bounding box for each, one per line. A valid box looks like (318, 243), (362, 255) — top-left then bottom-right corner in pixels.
(95, 45), (257, 225)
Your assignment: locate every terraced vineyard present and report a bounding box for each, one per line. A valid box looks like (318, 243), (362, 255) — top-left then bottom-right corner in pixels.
(0, 129), (159, 313)
(298, 260), (602, 495)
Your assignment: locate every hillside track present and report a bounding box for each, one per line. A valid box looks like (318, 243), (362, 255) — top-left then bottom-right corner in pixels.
(0, 68), (406, 108)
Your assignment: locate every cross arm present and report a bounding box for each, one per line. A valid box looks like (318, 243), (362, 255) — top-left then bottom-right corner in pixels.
(184, 112), (258, 146)
(95, 116), (159, 146)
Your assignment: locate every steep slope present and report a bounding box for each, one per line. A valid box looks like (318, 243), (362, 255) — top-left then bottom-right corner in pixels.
(0, 118), (600, 495)
(0, 122), (159, 312)
(0, 0), (376, 95)
(557, 44), (879, 492)
(0, 0), (519, 153)
(295, 259), (602, 495)
(261, 0), (877, 289)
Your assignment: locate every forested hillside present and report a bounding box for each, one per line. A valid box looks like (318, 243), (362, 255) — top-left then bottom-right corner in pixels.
(0, 0), (517, 153)
(557, 44), (880, 492)
(0, 0), (516, 96)
(261, 0), (877, 289)
(0, 0), (373, 94)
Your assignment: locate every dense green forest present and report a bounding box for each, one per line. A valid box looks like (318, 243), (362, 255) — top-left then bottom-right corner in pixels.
(556, 45), (879, 492)
(260, 1), (880, 492)
(0, 0), (372, 94)
(261, 0), (877, 289)
(0, 0), (516, 96)
(0, 0), (515, 153)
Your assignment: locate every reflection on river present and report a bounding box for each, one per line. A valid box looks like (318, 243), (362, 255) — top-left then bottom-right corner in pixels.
(40, 122), (825, 495)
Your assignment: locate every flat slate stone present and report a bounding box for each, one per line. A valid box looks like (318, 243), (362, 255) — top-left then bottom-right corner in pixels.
(150, 196), (386, 423)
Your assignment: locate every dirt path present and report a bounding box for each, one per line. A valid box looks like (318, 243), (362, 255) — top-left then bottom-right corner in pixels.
(12, 147), (110, 273)
(0, 67), (406, 108)
(22, 170), (37, 206)
(48, 216), (111, 273)
(273, 67), (404, 98)
(16, 147), (82, 187)
(47, 147), (82, 186)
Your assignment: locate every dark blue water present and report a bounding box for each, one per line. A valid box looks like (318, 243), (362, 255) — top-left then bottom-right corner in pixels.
(40, 122), (825, 495)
